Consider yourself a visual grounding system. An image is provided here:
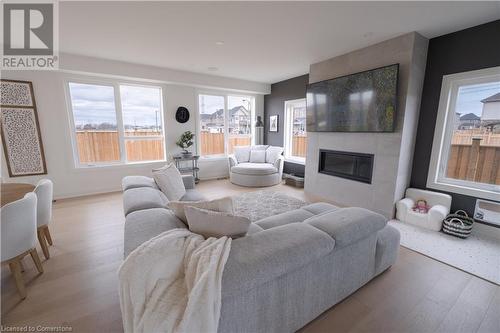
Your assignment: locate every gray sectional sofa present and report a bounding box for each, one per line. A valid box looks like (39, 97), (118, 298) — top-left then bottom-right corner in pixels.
(122, 174), (206, 216)
(122, 175), (400, 333)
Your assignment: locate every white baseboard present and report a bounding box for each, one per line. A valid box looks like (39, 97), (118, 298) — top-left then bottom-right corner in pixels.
(54, 186), (122, 201)
(199, 176), (229, 181)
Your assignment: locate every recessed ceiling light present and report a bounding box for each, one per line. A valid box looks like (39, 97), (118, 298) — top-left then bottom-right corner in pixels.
(215, 41), (224, 46)
(208, 67), (218, 71)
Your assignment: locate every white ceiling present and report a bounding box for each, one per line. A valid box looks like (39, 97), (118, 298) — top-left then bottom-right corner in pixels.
(60, 1), (500, 84)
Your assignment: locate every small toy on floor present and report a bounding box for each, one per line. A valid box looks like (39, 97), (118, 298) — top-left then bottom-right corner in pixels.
(412, 199), (430, 214)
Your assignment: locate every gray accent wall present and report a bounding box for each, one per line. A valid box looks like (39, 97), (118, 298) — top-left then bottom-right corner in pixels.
(305, 32), (429, 219)
(264, 74), (309, 176)
(410, 19), (500, 219)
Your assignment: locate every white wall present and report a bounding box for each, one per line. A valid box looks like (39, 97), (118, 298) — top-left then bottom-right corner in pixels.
(1, 54), (269, 199)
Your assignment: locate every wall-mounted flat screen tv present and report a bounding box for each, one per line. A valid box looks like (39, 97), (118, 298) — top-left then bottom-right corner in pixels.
(306, 64), (398, 132)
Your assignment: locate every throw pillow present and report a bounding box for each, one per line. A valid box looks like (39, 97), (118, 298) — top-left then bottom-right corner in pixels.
(234, 146), (251, 163)
(185, 206), (251, 239)
(252, 145), (269, 150)
(249, 150), (266, 163)
(152, 163), (186, 201)
(266, 146), (284, 164)
(167, 197), (234, 224)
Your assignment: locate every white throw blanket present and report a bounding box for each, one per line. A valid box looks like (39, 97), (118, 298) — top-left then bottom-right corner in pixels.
(119, 228), (232, 333)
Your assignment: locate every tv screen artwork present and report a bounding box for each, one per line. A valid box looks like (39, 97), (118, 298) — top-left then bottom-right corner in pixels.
(306, 64), (398, 132)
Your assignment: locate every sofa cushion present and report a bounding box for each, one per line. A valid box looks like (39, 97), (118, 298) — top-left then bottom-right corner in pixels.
(251, 145), (269, 151)
(222, 223), (335, 297)
(122, 176), (158, 191)
(180, 189), (207, 202)
(234, 146), (251, 163)
(305, 207), (387, 248)
(247, 223), (264, 235)
(301, 202), (339, 215)
(375, 225), (401, 276)
(152, 163), (186, 201)
(168, 196), (233, 223)
(256, 209), (314, 229)
(265, 146), (283, 164)
(231, 163), (278, 175)
(185, 206), (251, 239)
(124, 208), (186, 257)
(249, 150), (266, 163)
(122, 187), (169, 216)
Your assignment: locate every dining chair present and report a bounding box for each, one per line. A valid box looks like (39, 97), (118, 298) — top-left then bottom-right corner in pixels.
(1, 193), (44, 299)
(34, 179), (54, 260)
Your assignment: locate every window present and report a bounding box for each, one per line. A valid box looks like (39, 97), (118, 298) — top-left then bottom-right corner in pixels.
(67, 81), (165, 167)
(198, 94), (254, 157)
(120, 85), (164, 162)
(284, 98), (307, 163)
(427, 67), (500, 200)
(228, 96), (252, 153)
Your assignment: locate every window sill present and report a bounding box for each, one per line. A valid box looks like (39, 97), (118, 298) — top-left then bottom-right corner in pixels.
(427, 179), (500, 201)
(73, 160), (168, 172)
(199, 156), (228, 162)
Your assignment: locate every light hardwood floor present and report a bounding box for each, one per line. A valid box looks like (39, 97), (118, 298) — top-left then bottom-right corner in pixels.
(1, 179), (499, 332)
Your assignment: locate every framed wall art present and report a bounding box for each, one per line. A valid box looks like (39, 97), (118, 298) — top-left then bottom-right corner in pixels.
(1, 79), (47, 177)
(269, 115), (279, 132)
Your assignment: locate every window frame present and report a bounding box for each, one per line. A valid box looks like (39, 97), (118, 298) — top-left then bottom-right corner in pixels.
(64, 77), (167, 168)
(196, 91), (255, 159)
(427, 66), (500, 201)
(283, 98), (307, 164)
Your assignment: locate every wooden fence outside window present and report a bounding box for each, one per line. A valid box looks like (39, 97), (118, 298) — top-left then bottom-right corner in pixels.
(446, 138), (500, 185)
(76, 131), (164, 163)
(75, 131), (499, 185)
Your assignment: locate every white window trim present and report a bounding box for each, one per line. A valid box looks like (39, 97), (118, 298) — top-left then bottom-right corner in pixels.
(284, 98), (307, 164)
(427, 66), (500, 201)
(196, 91), (255, 159)
(64, 77), (167, 168)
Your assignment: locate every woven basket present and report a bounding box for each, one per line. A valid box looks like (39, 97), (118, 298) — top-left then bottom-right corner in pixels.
(442, 210), (474, 239)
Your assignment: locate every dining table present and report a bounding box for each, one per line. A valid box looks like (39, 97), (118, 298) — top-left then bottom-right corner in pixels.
(1, 183), (36, 208)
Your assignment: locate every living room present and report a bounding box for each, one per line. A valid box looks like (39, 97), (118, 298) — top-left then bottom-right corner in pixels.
(1, 1), (499, 332)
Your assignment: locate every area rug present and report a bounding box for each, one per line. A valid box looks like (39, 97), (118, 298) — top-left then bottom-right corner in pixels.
(389, 220), (500, 285)
(232, 190), (307, 222)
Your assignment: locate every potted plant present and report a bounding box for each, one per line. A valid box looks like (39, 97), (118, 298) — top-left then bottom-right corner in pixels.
(176, 131), (194, 156)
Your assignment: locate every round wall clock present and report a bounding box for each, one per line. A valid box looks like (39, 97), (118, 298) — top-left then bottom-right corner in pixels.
(175, 106), (190, 123)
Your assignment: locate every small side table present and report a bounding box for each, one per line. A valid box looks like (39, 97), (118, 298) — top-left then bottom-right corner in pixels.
(173, 155), (200, 183)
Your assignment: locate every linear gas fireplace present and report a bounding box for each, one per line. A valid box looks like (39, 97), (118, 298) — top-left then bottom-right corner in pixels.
(318, 149), (374, 184)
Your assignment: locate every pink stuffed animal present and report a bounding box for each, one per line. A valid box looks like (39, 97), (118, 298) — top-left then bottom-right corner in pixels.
(412, 199), (430, 214)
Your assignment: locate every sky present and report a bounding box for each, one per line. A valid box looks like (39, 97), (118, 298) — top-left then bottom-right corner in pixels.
(70, 84), (251, 127)
(455, 81), (500, 116)
(198, 94), (252, 114)
(69, 83), (162, 127)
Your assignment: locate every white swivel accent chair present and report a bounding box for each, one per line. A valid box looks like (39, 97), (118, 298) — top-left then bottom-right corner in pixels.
(34, 179), (54, 259)
(228, 146), (285, 187)
(1, 193), (44, 299)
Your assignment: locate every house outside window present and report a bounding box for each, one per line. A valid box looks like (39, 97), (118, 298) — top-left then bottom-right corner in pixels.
(284, 98), (307, 163)
(66, 80), (165, 167)
(427, 67), (500, 201)
(198, 94), (254, 157)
